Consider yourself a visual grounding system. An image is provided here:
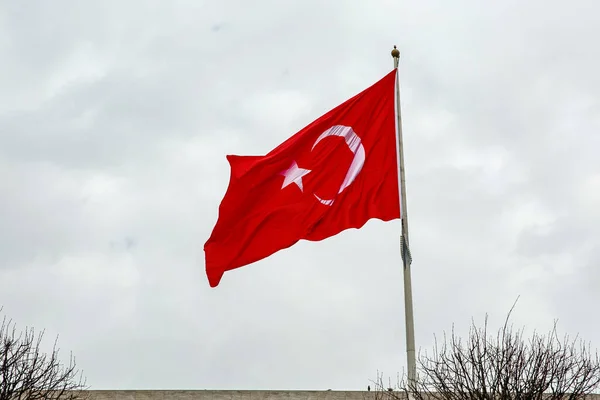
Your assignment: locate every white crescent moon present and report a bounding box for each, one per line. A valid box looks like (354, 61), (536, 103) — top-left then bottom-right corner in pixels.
(311, 125), (365, 206)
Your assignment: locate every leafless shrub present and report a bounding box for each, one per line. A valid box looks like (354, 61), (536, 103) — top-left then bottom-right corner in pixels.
(0, 308), (87, 400)
(371, 303), (600, 400)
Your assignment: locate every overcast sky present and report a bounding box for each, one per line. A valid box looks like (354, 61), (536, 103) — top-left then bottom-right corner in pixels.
(1, 0), (599, 391)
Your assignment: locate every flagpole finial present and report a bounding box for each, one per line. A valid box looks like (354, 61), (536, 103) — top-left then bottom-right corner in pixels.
(391, 45), (400, 68)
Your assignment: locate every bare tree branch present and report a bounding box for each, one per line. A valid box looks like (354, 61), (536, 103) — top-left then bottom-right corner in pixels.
(0, 307), (88, 400)
(372, 301), (600, 400)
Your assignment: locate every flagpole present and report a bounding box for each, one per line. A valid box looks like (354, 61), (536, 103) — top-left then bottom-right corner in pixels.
(391, 45), (416, 387)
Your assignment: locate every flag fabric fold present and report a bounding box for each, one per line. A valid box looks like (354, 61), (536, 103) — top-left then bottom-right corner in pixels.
(204, 69), (401, 287)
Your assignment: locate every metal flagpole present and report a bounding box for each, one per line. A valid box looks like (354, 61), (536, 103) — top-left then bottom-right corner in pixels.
(391, 45), (416, 387)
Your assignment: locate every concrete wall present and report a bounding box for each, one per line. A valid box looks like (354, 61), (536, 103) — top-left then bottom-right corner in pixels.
(86, 391), (381, 400)
(85, 391), (600, 400)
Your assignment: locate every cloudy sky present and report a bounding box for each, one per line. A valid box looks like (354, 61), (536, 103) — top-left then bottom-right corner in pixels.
(1, 0), (599, 391)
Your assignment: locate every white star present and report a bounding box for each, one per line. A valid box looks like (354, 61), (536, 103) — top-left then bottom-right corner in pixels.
(280, 161), (311, 192)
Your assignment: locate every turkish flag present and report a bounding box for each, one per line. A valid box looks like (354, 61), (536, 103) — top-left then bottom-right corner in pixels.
(204, 69), (400, 287)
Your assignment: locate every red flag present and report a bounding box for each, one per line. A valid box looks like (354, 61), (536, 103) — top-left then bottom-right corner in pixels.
(204, 70), (400, 287)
